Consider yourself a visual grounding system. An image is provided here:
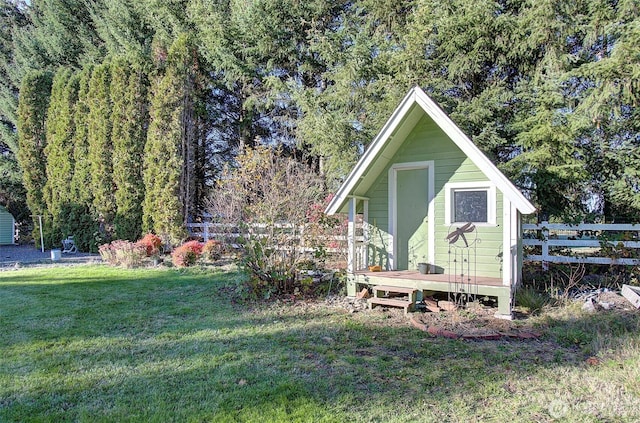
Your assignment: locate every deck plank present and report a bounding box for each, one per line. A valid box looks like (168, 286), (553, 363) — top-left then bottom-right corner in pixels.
(356, 270), (503, 287)
(372, 285), (417, 294)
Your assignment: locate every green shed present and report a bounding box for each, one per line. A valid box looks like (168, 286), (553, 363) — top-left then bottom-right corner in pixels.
(325, 86), (536, 318)
(0, 205), (16, 245)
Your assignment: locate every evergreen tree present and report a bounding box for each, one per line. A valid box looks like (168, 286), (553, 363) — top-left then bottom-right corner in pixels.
(143, 34), (197, 243)
(0, 0), (27, 139)
(69, 65), (94, 207)
(572, 0), (640, 221)
(190, 0), (367, 186)
(0, 155), (25, 220)
(12, 0), (105, 72)
(58, 66), (102, 253)
(111, 57), (148, 240)
(7, 0), (640, 224)
(92, 0), (153, 57)
(87, 62), (114, 233)
(286, 0), (407, 185)
(43, 68), (79, 240)
(141, 0), (190, 44)
(16, 70), (52, 243)
(0, 1), (30, 220)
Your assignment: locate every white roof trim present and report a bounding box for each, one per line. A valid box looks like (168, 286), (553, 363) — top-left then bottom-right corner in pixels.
(325, 86), (536, 215)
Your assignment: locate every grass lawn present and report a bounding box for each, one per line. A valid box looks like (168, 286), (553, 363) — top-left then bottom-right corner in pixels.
(1, 265), (639, 422)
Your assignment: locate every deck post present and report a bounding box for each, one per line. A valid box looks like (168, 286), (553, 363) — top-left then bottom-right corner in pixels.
(495, 292), (513, 320)
(363, 199), (369, 269)
(347, 197), (357, 297)
(515, 210), (523, 285)
(503, 199), (512, 287)
(347, 197), (357, 273)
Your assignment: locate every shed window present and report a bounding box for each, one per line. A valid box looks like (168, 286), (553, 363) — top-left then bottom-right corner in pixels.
(454, 190), (487, 223)
(444, 182), (496, 226)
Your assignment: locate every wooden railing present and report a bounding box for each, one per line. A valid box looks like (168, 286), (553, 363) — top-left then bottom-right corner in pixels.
(186, 222), (352, 255)
(522, 222), (640, 266)
(188, 221), (640, 268)
(186, 222), (238, 241)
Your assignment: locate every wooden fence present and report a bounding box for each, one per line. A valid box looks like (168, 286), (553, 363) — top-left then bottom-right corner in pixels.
(187, 222), (240, 242)
(185, 222), (351, 255)
(188, 221), (640, 267)
(522, 222), (640, 266)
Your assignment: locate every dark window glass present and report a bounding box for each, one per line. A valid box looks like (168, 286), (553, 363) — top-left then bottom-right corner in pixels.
(453, 190), (488, 223)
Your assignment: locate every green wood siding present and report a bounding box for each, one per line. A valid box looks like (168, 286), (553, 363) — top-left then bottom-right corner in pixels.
(366, 169), (390, 268)
(364, 115), (504, 278)
(0, 206), (15, 245)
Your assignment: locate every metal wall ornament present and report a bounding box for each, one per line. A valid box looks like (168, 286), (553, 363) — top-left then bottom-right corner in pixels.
(447, 222), (480, 306)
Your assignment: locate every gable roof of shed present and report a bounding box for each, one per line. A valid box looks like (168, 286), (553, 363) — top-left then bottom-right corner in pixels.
(325, 86), (536, 215)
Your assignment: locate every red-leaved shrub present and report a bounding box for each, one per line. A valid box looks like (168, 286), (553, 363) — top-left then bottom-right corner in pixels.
(137, 233), (163, 256)
(171, 241), (203, 267)
(182, 240), (204, 255)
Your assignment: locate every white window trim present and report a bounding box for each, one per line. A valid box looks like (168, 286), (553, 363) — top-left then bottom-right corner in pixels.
(444, 181), (496, 226)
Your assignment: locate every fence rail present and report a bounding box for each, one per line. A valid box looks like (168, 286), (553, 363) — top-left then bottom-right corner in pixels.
(188, 221), (640, 267)
(186, 222), (351, 242)
(186, 222), (353, 256)
(522, 221), (640, 266)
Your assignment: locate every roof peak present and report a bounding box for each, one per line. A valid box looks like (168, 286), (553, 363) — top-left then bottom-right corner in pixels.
(325, 86), (535, 215)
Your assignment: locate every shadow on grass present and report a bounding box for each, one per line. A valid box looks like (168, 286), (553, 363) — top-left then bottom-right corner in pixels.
(1, 266), (639, 422)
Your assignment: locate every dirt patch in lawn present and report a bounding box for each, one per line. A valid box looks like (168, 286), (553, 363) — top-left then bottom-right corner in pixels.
(409, 306), (541, 340)
(322, 294), (539, 338)
(323, 290), (638, 343)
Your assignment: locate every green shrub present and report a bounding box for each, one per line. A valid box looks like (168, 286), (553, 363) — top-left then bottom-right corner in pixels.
(515, 286), (551, 315)
(59, 203), (102, 252)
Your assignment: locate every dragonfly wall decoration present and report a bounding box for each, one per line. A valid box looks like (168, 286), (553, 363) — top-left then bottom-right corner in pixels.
(446, 222), (476, 247)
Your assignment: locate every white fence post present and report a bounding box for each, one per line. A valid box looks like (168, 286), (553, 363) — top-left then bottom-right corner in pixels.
(541, 221), (549, 271)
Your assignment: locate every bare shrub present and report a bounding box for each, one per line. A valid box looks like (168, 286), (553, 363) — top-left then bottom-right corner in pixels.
(99, 240), (146, 268)
(202, 240), (224, 262)
(548, 262), (586, 301)
(209, 146), (338, 297)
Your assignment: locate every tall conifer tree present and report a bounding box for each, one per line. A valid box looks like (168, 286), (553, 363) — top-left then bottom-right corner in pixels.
(112, 57), (148, 240)
(87, 62), (114, 234)
(143, 34), (197, 243)
(0, 1), (29, 219)
(44, 68), (79, 240)
(16, 70), (52, 242)
(70, 65), (94, 207)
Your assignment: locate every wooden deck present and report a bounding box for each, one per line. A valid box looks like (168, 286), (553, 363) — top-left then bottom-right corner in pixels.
(349, 270), (513, 317)
(355, 270), (503, 286)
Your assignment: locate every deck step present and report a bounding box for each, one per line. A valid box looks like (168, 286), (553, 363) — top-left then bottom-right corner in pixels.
(369, 285), (418, 315)
(372, 285), (417, 295)
(368, 297), (414, 314)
